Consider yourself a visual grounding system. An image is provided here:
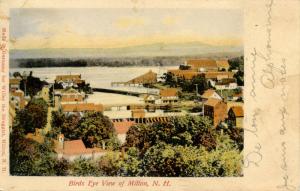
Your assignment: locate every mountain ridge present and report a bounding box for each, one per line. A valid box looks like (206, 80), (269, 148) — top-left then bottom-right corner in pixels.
(10, 42), (243, 59)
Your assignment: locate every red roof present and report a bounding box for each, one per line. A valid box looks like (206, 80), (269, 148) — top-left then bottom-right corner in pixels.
(230, 106), (244, 117)
(56, 139), (104, 155)
(187, 59), (217, 69)
(113, 121), (135, 134)
(201, 89), (217, 99)
(160, 88), (178, 97)
(204, 98), (223, 107)
(62, 103), (103, 112)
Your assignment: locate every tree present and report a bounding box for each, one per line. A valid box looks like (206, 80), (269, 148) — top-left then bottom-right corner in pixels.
(15, 98), (48, 134)
(125, 124), (155, 154)
(54, 158), (70, 176)
(98, 151), (123, 176)
(13, 71), (22, 78)
(77, 112), (119, 149)
(61, 114), (81, 140)
(198, 134), (242, 177)
(162, 72), (177, 87)
(20, 72), (48, 97)
(125, 115), (216, 153)
(142, 143), (203, 176)
(70, 158), (101, 176)
(234, 70), (244, 86)
(10, 129), (57, 176)
(119, 147), (142, 176)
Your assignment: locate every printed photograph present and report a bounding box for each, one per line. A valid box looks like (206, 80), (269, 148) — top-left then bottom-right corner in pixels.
(9, 8), (244, 177)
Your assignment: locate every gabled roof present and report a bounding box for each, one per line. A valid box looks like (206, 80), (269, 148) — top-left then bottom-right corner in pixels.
(204, 98), (223, 107)
(113, 121), (135, 134)
(230, 106), (244, 117)
(201, 89), (217, 99)
(187, 59), (217, 68)
(55, 75), (81, 82)
(168, 70), (201, 80)
(216, 60), (230, 68)
(9, 78), (21, 85)
(55, 139), (104, 155)
(203, 72), (234, 79)
(127, 70), (157, 84)
(160, 88), (178, 97)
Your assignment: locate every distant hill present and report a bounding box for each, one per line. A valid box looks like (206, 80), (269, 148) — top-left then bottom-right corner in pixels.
(10, 42), (243, 59)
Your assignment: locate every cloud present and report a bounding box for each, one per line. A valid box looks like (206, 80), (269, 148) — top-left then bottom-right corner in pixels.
(10, 31), (242, 50)
(162, 16), (180, 26)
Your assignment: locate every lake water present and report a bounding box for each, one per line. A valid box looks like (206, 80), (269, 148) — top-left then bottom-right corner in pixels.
(10, 66), (176, 88)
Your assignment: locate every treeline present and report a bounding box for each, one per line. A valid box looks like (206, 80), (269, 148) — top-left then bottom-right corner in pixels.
(15, 57), (186, 68)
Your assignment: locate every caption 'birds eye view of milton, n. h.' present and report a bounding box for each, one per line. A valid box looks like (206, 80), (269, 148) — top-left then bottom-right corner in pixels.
(8, 8), (244, 177)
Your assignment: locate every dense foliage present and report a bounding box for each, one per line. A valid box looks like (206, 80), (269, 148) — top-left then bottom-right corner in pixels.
(122, 115), (243, 177)
(163, 73), (208, 95)
(10, 129), (58, 176)
(19, 71), (48, 97)
(14, 98), (48, 134)
(11, 113), (243, 176)
(50, 111), (120, 150)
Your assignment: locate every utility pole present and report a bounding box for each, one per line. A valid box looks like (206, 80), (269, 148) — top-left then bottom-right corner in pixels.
(52, 83), (55, 107)
(195, 84), (199, 96)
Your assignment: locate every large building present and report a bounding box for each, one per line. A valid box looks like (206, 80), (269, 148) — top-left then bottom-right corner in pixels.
(216, 60), (230, 71)
(55, 74), (85, 88)
(204, 98), (227, 127)
(186, 59), (218, 72)
(55, 134), (106, 161)
(61, 103), (104, 116)
(159, 88), (179, 104)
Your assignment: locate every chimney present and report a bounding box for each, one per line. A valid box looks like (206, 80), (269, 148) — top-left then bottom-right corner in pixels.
(34, 128), (39, 136)
(101, 140), (106, 150)
(58, 133), (64, 150)
(121, 147), (125, 159)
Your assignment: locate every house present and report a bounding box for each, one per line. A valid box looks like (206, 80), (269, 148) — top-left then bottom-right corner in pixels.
(228, 106), (244, 128)
(113, 120), (136, 144)
(60, 88), (85, 103)
(167, 69), (201, 80)
(10, 90), (26, 110)
(160, 88), (179, 104)
(55, 74), (84, 89)
(201, 89), (222, 102)
(144, 95), (159, 104)
(54, 134), (106, 161)
(9, 78), (21, 91)
(186, 59), (218, 72)
(216, 60), (230, 71)
(214, 78), (238, 90)
(204, 98), (227, 127)
(25, 128), (45, 144)
(204, 72), (235, 80)
(230, 92), (243, 101)
(61, 103), (104, 116)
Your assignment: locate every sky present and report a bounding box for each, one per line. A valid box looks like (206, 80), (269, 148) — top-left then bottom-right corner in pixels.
(10, 8), (243, 49)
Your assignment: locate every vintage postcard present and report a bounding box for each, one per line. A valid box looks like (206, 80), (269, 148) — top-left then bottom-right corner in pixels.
(0, 0), (299, 191)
